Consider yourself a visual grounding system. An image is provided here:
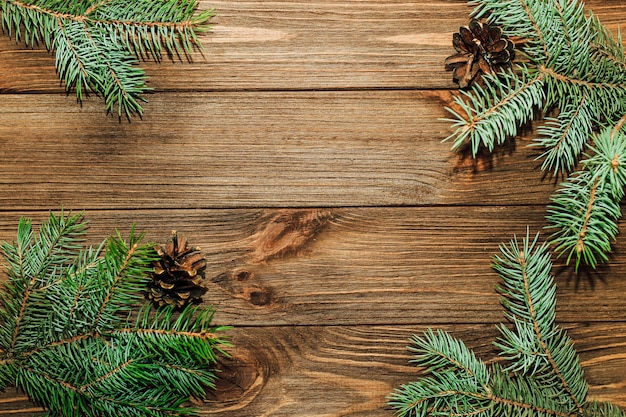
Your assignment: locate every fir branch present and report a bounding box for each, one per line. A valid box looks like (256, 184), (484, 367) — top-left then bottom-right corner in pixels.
(0, 211), (229, 416)
(547, 124), (626, 268)
(493, 233), (586, 410)
(444, 0), (626, 267)
(408, 328), (490, 386)
(0, 0), (214, 118)
(444, 69), (545, 155)
(547, 173), (615, 269)
(3, 211), (87, 356)
(91, 228), (155, 333)
(533, 91), (592, 174)
(389, 232), (624, 417)
(89, 0), (214, 61)
(55, 19), (148, 118)
(489, 365), (576, 417)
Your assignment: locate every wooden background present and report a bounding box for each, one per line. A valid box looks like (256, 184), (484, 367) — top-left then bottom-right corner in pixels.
(1, 1), (626, 415)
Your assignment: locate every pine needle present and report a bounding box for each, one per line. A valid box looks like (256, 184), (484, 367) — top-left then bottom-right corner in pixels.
(389, 232), (621, 417)
(0, 0), (214, 119)
(0, 211), (229, 416)
(443, 0), (626, 268)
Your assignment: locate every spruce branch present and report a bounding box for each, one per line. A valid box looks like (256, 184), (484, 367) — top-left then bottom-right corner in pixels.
(0, 211), (229, 416)
(546, 123), (626, 269)
(444, 0), (626, 268)
(444, 69), (545, 155)
(389, 231), (623, 417)
(0, 0), (214, 119)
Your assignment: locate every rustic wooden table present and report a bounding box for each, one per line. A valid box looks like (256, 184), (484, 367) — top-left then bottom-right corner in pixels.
(1, 1), (625, 415)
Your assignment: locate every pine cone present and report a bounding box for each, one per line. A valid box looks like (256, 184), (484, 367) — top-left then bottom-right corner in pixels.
(445, 19), (515, 88)
(148, 231), (208, 308)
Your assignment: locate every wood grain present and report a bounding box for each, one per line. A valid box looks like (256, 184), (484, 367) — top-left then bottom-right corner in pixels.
(0, 0), (471, 92)
(205, 323), (626, 415)
(0, 0), (624, 93)
(0, 208), (624, 327)
(1, 0), (626, 415)
(0, 324), (624, 416)
(0, 91), (555, 209)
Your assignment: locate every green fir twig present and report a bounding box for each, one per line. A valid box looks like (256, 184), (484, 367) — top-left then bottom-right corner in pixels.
(0, 211), (230, 416)
(0, 0), (214, 119)
(389, 231), (624, 417)
(444, 0), (626, 269)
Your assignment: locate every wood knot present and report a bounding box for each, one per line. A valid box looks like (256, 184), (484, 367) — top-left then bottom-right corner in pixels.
(213, 268), (275, 307)
(249, 209), (334, 264)
(233, 269), (253, 281)
(203, 348), (268, 407)
(243, 286), (275, 307)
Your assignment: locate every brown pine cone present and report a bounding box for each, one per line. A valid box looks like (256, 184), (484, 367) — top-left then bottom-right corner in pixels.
(147, 231), (208, 308)
(445, 19), (515, 88)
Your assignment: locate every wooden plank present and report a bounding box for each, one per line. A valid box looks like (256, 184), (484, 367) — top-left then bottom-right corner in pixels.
(201, 324), (626, 413)
(0, 0), (472, 92)
(0, 91), (558, 209)
(1, 1), (625, 415)
(0, 324), (624, 415)
(0, 1), (624, 92)
(1, 207), (624, 326)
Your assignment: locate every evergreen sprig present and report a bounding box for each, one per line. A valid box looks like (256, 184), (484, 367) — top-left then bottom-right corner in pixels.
(1, 0), (213, 118)
(389, 231), (624, 417)
(0, 211), (229, 416)
(444, 0), (626, 269)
